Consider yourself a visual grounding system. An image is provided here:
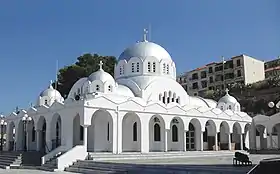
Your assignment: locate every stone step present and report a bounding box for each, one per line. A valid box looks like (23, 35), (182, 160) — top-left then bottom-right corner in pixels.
(37, 166), (56, 172)
(65, 166), (126, 174)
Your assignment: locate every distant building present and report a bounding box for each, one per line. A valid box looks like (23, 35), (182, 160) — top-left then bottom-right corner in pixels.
(264, 57), (280, 79)
(177, 54), (265, 96)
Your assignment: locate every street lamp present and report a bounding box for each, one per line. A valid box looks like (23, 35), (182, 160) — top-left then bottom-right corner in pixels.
(22, 114), (32, 151)
(0, 115), (7, 151)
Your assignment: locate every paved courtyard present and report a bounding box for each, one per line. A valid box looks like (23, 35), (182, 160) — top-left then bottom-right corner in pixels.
(0, 154), (278, 173)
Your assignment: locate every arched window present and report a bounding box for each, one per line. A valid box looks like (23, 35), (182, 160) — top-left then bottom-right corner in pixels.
(133, 122), (137, 141)
(96, 85), (100, 91)
(154, 123), (161, 141)
(163, 63), (166, 73)
(229, 105), (232, 109)
(108, 85), (112, 91)
(220, 105), (224, 110)
(153, 62), (156, 72)
(44, 100), (48, 105)
(136, 62), (140, 72)
(77, 88), (81, 94)
(80, 126), (84, 141)
(166, 64), (169, 74)
(131, 62), (135, 72)
(32, 127), (35, 142)
(148, 62), (151, 72)
(172, 125), (178, 142)
(120, 66), (123, 75)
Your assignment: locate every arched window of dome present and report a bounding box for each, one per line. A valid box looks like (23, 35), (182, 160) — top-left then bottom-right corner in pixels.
(159, 93), (162, 101)
(136, 62), (140, 72)
(153, 62), (156, 72)
(172, 125), (178, 142)
(220, 105), (224, 110)
(133, 122), (137, 141)
(81, 87), (83, 94)
(44, 99), (48, 105)
(120, 66), (123, 75)
(96, 85), (100, 91)
(172, 93), (176, 102)
(176, 96), (180, 104)
(163, 63), (166, 73)
(108, 85), (112, 92)
(154, 123), (161, 141)
(147, 62), (151, 72)
(167, 64), (169, 74)
(229, 105), (232, 110)
(131, 62), (135, 73)
(77, 88), (80, 94)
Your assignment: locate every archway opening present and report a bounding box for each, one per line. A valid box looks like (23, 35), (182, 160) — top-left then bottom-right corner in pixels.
(50, 114), (62, 150)
(169, 117), (184, 151)
(255, 124), (267, 150)
(204, 120), (217, 151)
(243, 124), (251, 150)
(73, 114), (83, 147)
(186, 123), (195, 151)
(219, 121), (230, 150)
(87, 110), (113, 152)
(27, 119), (36, 151)
(122, 113), (141, 152)
(37, 116), (47, 153)
(149, 115), (165, 152)
(271, 123), (280, 149)
(232, 122), (242, 150)
(7, 122), (15, 151)
(16, 120), (25, 151)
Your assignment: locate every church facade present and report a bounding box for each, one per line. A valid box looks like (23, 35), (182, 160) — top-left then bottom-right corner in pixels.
(3, 32), (252, 170)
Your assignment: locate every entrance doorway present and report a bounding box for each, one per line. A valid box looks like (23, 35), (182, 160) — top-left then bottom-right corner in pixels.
(186, 123), (195, 150)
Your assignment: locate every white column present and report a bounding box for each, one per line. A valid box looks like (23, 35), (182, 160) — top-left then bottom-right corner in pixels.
(200, 132), (204, 151)
(240, 134), (243, 150)
(164, 130), (168, 152)
(183, 131), (186, 151)
(228, 133), (232, 151)
(215, 133), (218, 151)
(36, 130), (42, 151)
(140, 119), (149, 153)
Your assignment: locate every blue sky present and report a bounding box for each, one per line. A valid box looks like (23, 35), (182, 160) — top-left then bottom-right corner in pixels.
(0, 0), (279, 114)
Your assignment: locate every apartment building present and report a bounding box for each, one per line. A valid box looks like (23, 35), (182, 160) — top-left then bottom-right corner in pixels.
(264, 57), (280, 78)
(177, 54), (265, 96)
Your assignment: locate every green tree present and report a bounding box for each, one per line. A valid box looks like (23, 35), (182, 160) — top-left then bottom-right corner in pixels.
(56, 53), (117, 98)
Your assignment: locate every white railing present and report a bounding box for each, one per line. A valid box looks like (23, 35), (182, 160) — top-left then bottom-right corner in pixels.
(41, 145), (66, 164)
(56, 145), (87, 171)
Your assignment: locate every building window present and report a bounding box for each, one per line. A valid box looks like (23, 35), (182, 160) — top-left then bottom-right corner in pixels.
(44, 100), (48, 105)
(107, 122), (110, 141)
(172, 125), (178, 142)
(229, 105), (232, 109)
(133, 122), (137, 141)
(166, 65), (169, 74)
(237, 59), (241, 67)
(136, 62), (140, 72)
(153, 62), (156, 72)
(96, 85), (100, 91)
(80, 126), (84, 141)
(237, 70), (241, 77)
(148, 62), (151, 72)
(32, 127), (35, 142)
(108, 86), (112, 91)
(209, 77), (214, 83)
(131, 63), (135, 73)
(221, 106), (224, 110)
(163, 63), (166, 73)
(208, 67), (213, 73)
(154, 123), (161, 141)
(192, 82), (198, 89)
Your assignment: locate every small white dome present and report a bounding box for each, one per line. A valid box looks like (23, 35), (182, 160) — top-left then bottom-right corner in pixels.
(119, 41), (172, 62)
(40, 84), (62, 99)
(88, 69), (115, 83)
(218, 93), (238, 104)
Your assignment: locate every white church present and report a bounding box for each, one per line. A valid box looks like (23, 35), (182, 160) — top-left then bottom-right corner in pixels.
(3, 31), (252, 170)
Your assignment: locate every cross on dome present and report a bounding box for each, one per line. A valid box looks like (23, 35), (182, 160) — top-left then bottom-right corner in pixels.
(49, 80), (54, 89)
(225, 88), (229, 94)
(99, 60), (103, 70)
(143, 28), (148, 42)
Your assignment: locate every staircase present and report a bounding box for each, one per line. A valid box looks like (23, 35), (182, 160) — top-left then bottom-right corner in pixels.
(38, 151), (65, 172)
(0, 151), (21, 169)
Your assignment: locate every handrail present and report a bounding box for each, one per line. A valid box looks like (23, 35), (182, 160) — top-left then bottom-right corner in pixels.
(41, 145), (66, 164)
(247, 164), (259, 174)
